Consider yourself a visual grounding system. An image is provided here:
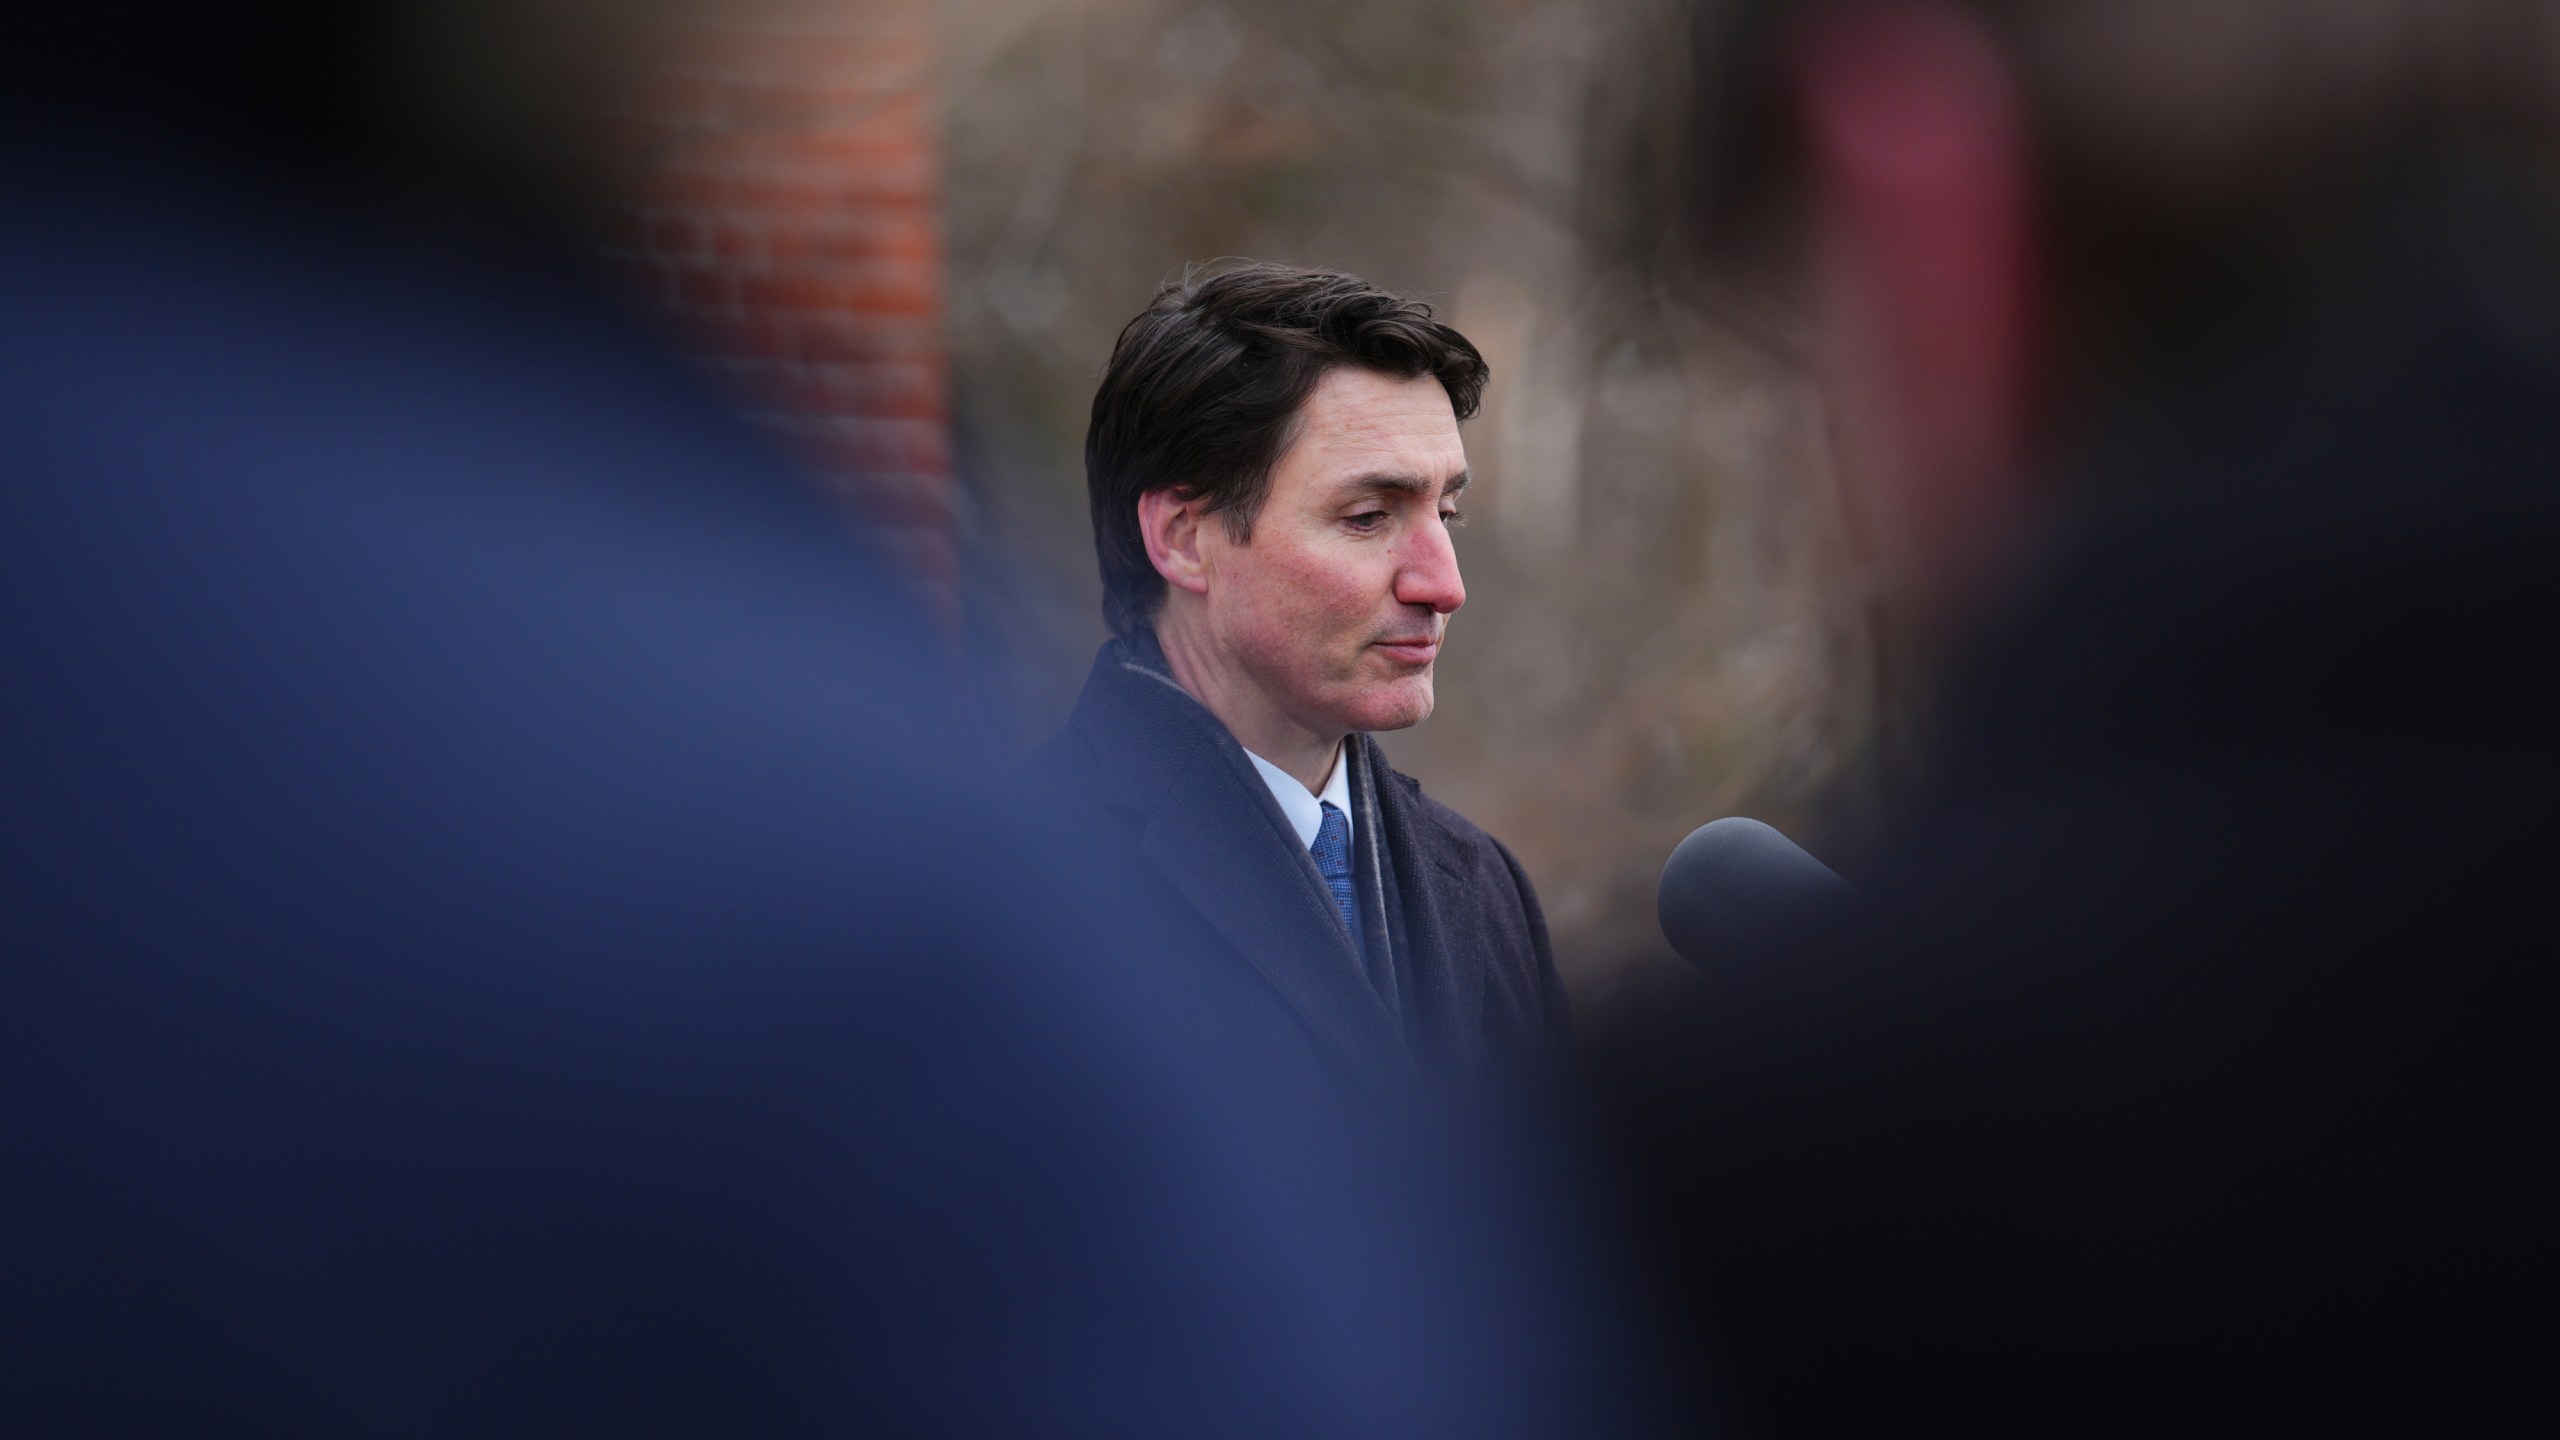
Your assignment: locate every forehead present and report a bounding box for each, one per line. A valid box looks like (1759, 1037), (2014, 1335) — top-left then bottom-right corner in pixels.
(1277, 367), (1465, 486)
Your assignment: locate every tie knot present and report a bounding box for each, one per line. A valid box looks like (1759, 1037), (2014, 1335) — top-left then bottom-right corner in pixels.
(1311, 802), (1352, 881)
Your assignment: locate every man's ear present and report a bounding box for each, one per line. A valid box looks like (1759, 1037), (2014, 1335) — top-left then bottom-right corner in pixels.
(1793, 0), (2041, 605)
(1136, 488), (1213, 598)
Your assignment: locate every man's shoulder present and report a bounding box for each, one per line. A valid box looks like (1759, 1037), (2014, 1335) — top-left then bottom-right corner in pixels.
(1368, 749), (1525, 890)
(1022, 649), (1229, 803)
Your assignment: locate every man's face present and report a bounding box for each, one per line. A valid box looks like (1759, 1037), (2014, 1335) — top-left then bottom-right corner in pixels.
(1193, 367), (1469, 737)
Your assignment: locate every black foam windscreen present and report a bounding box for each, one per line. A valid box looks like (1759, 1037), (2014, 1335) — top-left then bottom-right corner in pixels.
(1657, 817), (1853, 968)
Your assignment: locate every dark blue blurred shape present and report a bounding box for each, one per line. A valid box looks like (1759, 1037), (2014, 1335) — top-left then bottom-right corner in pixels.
(0, 126), (1639, 1437)
(1599, 208), (2560, 1432)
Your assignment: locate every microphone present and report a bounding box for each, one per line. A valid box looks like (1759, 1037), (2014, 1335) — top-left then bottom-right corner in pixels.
(1657, 817), (1853, 968)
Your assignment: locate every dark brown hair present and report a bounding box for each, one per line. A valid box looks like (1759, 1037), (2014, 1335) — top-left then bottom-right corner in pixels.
(1085, 261), (1489, 638)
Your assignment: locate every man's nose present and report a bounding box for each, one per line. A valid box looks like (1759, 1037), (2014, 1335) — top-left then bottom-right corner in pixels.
(1394, 517), (1466, 615)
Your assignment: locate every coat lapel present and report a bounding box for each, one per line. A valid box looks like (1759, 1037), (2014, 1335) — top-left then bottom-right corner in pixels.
(1361, 737), (1487, 1058)
(1069, 642), (1410, 1087)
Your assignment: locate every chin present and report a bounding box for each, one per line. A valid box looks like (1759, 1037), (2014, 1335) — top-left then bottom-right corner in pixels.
(1336, 677), (1435, 734)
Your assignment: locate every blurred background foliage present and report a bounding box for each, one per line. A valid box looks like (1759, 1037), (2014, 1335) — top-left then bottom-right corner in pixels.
(936, 0), (1882, 1002)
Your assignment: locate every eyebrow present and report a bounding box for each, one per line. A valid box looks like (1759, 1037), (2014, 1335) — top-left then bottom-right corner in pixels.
(1342, 469), (1471, 500)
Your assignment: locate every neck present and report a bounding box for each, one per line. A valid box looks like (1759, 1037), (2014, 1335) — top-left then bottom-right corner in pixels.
(1150, 607), (1345, 792)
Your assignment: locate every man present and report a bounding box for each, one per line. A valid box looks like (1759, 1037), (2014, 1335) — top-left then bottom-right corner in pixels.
(1597, 0), (2560, 1431)
(0, 15), (1639, 1436)
(1033, 263), (1569, 1088)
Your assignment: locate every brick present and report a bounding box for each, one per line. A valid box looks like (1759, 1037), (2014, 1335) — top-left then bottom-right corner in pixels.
(782, 93), (936, 149)
(809, 360), (946, 420)
(801, 212), (938, 262)
(796, 316), (941, 363)
(792, 417), (951, 477)
(772, 123), (942, 170)
(729, 79), (924, 124)
(650, 143), (938, 204)
(741, 261), (938, 317)
(766, 210), (932, 264)
(648, 160), (935, 211)
(706, 357), (946, 425)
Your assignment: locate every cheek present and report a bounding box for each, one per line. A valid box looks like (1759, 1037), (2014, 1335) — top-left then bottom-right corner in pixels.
(1297, 560), (1377, 632)
(1241, 547), (1372, 630)
(1217, 545), (1392, 682)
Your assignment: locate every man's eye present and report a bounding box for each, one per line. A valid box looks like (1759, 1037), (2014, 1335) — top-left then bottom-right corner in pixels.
(1345, 510), (1387, 530)
(1441, 508), (1466, 527)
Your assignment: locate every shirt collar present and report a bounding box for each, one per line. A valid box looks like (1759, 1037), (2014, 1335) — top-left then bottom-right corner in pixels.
(1243, 739), (1352, 852)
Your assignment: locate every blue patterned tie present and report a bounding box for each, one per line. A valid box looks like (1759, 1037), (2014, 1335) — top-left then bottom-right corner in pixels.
(1311, 801), (1359, 941)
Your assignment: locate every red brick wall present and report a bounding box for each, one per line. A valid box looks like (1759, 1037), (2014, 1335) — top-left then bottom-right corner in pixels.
(597, 2), (958, 620)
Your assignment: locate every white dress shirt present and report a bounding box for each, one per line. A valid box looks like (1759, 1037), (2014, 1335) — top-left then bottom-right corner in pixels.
(1243, 739), (1352, 851)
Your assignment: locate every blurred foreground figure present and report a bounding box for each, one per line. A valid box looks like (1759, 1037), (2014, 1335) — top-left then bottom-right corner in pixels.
(1602, 0), (2560, 1430)
(1, 8), (1631, 1436)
